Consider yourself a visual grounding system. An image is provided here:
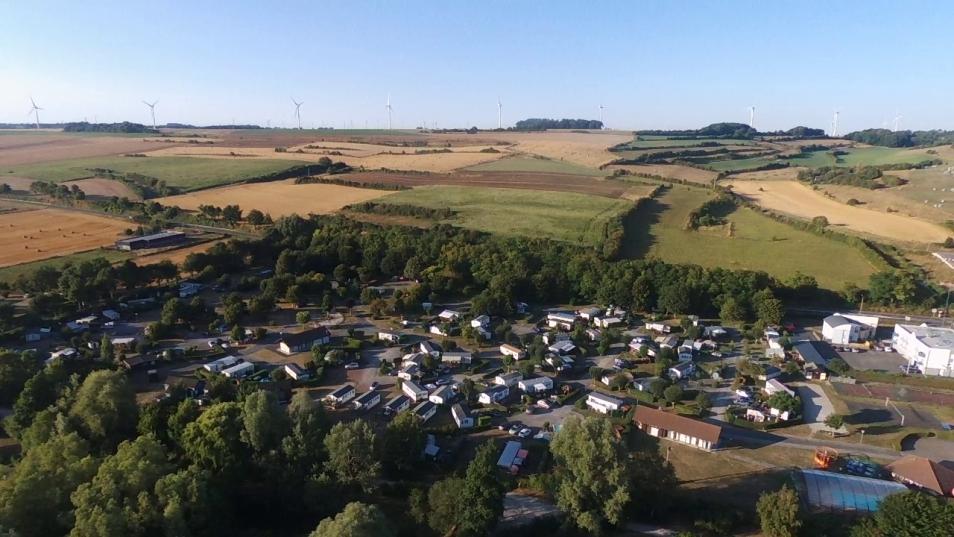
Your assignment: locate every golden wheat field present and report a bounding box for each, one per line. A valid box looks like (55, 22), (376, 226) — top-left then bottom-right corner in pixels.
(0, 208), (130, 267)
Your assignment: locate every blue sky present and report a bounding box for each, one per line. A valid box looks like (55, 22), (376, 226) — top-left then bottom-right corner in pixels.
(2, 1), (953, 131)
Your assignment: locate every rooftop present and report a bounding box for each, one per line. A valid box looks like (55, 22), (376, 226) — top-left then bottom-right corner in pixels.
(794, 340), (837, 367)
(897, 324), (954, 350)
(798, 469), (906, 512)
(634, 405), (722, 444)
(588, 391), (624, 405)
(886, 455), (954, 496)
(280, 326), (330, 346)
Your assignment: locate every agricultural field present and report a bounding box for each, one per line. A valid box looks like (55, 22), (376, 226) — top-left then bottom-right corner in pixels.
(700, 156), (779, 172)
(62, 178), (141, 199)
(621, 185), (881, 288)
(156, 179), (392, 217)
(132, 239), (226, 266)
(616, 137), (754, 149)
(380, 185), (633, 245)
(0, 248), (132, 283)
(5, 155), (308, 190)
(728, 166), (803, 182)
(866, 166), (954, 217)
(818, 182), (953, 224)
(782, 146), (943, 168)
(725, 180), (951, 244)
(481, 130), (632, 168)
(0, 131), (178, 166)
(464, 155), (604, 176)
(606, 163), (719, 184)
(0, 208), (130, 267)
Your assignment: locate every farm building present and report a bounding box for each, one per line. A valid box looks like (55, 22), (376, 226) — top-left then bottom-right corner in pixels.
(451, 403), (474, 429)
(429, 385), (455, 405)
(479, 385), (509, 405)
(796, 469), (907, 513)
(378, 331), (401, 344)
(886, 455), (954, 497)
(278, 327), (331, 355)
(764, 378), (795, 397)
(547, 312), (577, 330)
(442, 351), (472, 365)
(892, 324), (954, 377)
(499, 344), (526, 360)
(283, 363), (311, 381)
(548, 340), (576, 355)
(822, 313), (878, 345)
(115, 230), (187, 251)
(203, 355), (240, 373)
(517, 377), (554, 394)
(353, 391), (382, 411)
(324, 384), (356, 405)
(634, 406), (723, 451)
(221, 361), (254, 379)
(384, 394), (411, 415)
(412, 400), (437, 422)
(402, 379), (428, 401)
(494, 372), (522, 387)
(586, 391), (624, 414)
(496, 441), (527, 473)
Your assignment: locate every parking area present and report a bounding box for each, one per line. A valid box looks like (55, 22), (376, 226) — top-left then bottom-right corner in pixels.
(837, 349), (906, 372)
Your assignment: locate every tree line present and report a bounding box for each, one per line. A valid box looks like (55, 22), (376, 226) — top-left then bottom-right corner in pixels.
(62, 121), (158, 134)
(514, 118), (604, 130)
(845, 128), (954, 147)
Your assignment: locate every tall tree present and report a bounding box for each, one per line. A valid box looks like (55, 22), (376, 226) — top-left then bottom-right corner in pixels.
(68, 370), (138, 451)
(309, 502), (394, 537)
(324, 420), (380, 493)
(241, 390), (289, 454)
(380, 411), (424, 475)
(181, 402), (248, 476)
(549, 416), (631, 534)
(0, 350), (40, 405)
(851, 491), (954, 537)
(457, 441), (505, 537)
(282, 391), (329, 475)
(756, 485), (802, 537)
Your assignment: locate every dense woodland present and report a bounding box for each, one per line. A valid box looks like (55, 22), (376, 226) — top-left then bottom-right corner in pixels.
(513, 118), (604, 130)
(61, 122), (158, 134)
(845, 128), (954, 147)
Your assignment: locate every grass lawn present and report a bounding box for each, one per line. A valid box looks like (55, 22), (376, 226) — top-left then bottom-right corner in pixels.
(464, 156), (604, 176)
(381, 185), (632, 245)
(621, 185), (880, 289)
(783, 147), (936, 168)
(0, 248), (132, 283)
(4, 156), (308, 190)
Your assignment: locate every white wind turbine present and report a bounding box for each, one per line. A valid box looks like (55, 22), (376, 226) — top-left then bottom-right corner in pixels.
(599, 104), (606, 127)
(386, 94), (393, 130)
(142, 100), (158, 130)
(28, 98), (42, 129)
(893, 111), (902, 133)
(291, 98), (304, 130)
(749, 106), (756, 129)
(830, 110), (840, 137)
(497, 97), (502, 129)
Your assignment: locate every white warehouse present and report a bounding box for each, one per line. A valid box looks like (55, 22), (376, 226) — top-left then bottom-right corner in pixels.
(892, 324), (954, 377)
(822, 313), (879, 345)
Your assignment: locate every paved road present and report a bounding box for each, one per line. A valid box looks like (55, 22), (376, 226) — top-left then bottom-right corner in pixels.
(719, 423), (901, 461)
(794, 382), (837, 434)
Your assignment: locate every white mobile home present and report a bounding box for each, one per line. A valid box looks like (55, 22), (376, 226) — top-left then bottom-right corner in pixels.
(204, 355), (240, 373)
(283, 363), (311, 381)
(221, 361), (254, 379)
(402, 380), (429, 401)
(586, 391), (624, 414)
(324, 384), (356, 405)
(442, 351), (473, 365)
(353, 391), (382, 410)
(412, 400), (438, 422)
(494, 372), (522, 387)
(499, 344), (526, 360)
(547, 312), (577, 330)
(478, 385), (509, 405)
(451, 403), (474, 429)
(384, 394), (411, 415)
(517, 376), (554, 394)
(429, 385), (455, 405)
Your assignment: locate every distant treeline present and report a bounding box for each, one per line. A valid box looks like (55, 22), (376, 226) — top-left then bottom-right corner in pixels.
(636, 123), (825, 140)
(161, 123), (263, 129)
(844, 128), (954, 147)
(86, 168), (179, 198)
(514, 118), (604, 130)
(294, 176), (404, 190)
(62, 122), (158, 134)
(797, 166), (911, 189)
(346, 201), (456, 220)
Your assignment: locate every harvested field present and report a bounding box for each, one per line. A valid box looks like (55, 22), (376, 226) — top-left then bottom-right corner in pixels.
(0, 132), (177, 166)
(465, 155), (603, 176)
(477, 131), (632, 168)
(783, 146), (942, 168)
(729, 167), (803, 181)
(156, 179), (391, 217)
(606, 164), (718, 184)
(381, 185), (632, 244)
(338, 171), (633, 198)
(726, 180), (950, 244)
(819, 183), (953, 223)
(134, 239), (226, 266)
(62, 178), (141, 199)
(0, 208), (129, 267)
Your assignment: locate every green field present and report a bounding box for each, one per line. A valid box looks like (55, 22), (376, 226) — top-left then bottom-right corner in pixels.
(700, 156), (780, 172)
(381, 185), (631, 244)
(783, 146), (938, 168)
(0, 248), (132, 283)
(4, 156), (308, 191)
(621, 185), (879, 288)
(464, 156), (605, 176)
(620, 138), (754, 149)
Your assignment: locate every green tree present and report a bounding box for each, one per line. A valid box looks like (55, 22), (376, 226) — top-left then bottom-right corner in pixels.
(70, 435), (173, 537)
(752, 289), (784, 325)
(457, 441), (505, 537)
(282, 391), (329, 474)
(423, 477), (465, 534)
(167, 398), (200, 447)
(549, 416), (631, 534)
(663, 385), (684, 407)
(824, 414), (845, 436)
(181, 402), (248, 475)
(242, 390), (290, 454)
(310, 502), (394, 537)
(380, 411), (424, 474)
(324, 420), (380, 493)
(0, 432), (98, 537)
(719, 297), (746, 322)
(827, 356), (850, 376)
(68, 370), (138, 451)
(852, 491), (954, 537)
(99, 334), (115, 363)
(0, 350), (40, 405)
(296, 310), (311, 326)
(756, 485), (802, 537)
(658, 282), (690, 315)
(694, 391), (712, 416)
(766, 392), (800, 415)
(154, 467), (217, 537)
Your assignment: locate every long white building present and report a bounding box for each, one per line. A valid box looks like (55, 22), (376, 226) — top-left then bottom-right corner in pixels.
(892, 324), (954, 377)
(822, 313), (878, 345)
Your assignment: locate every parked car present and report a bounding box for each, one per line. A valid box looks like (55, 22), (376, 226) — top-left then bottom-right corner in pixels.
(344, 362), (359, 370)
(436, 378), (453, 386)
(517, 427), (533, 439)
(425, 383), (438, 391)
(508, 424), (522, 436)
(369, 381), (379, 390)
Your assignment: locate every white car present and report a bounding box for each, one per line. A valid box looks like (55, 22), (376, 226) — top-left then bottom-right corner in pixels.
(344, 362), (359, 370)
(517, 428), (533, 438)
(508, 424), (522, 436)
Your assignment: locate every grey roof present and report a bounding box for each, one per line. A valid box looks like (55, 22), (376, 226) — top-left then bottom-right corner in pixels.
(413, 400), (436, 416)
(588, 391), (624, 405)
(354, 391), (379, 405)
(328, 384), (355, 398)
(897, 324), (954, 350)
(384, 394), (410, 411)
(798, 469), (906, 512)
(824, 315), (853, 328)
(794, 341), (836, 367)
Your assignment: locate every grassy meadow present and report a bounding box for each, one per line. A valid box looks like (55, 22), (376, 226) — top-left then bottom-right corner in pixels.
(464, 156), (605, 176)
(619, 138), (754, 149)
(621, 185), (880, 288)
(783, 146), (938, 168)
(381, 185), (631, 244)
(5, 156), (308, 190)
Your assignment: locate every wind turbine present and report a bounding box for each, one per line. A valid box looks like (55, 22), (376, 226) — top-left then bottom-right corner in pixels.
(386, 94), (393, 130)
(749, 106), (756, 129)
(142, 100), (158, 130)
(291, 98), (303, 130)
(497, 97), (502, 129)
(599, 104), (606, 127)
(28, 98), (42, 129)
(893, 111), (902, 133)
(830, 110), (840, 138)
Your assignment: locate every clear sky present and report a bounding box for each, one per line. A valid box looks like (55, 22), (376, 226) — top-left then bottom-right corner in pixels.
(2, 0), (953, 132)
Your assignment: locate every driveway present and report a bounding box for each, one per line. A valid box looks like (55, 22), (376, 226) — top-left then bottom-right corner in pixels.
(795, 382), (837, 433)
